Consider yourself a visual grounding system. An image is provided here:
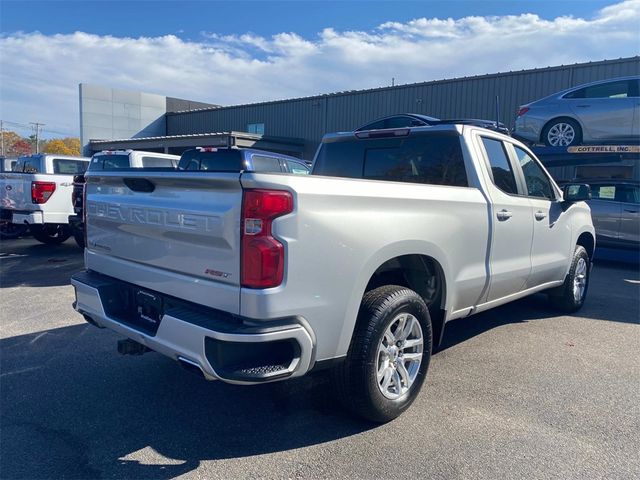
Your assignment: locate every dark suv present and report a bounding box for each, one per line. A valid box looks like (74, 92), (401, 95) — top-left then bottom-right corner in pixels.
(585, 180), (639, 248)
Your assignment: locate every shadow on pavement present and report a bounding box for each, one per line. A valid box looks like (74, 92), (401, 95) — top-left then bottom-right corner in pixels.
(0, 323), (372, 479)
(0, 238), (83, 288)
(438, 256), (639, 352)
(1, 239), (637, 477)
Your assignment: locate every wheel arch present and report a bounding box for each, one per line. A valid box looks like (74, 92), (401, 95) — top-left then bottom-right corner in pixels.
(540, 115), (584, 144)
(337, 242), (453, 357)
(364, 253), (448, 350)
(576, 231), (595, 260)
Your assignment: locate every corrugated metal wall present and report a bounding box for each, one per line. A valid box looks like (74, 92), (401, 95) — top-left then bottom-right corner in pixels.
(168, 57), (640, 159)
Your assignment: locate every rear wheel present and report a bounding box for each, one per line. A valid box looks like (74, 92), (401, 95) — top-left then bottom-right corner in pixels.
(333, 285), (432, 423)
(542, 118), (582, 147)
(30, 224), (72, 245)
(72, 228), (85, 248)
(548, 245), (590, 312)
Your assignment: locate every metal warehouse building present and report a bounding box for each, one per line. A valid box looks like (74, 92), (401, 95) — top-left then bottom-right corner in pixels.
(88, 56), (639, 171)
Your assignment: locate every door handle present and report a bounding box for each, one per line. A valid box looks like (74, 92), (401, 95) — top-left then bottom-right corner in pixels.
(497, 209), (512, 221)
(534, 211), (547, 221)
(576, 104), (591, 108)
(624, 209), (638, 213)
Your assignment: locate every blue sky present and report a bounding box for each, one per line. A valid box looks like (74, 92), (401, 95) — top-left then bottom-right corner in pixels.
(1, 1), (622, 40)
(1, 0), (638, 138)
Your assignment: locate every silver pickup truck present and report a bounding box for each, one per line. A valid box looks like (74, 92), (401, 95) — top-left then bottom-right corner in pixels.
(72, 123), (595, 422)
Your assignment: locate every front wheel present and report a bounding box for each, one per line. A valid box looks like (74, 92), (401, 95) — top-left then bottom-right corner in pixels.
(333, 285), (432, 423)
(30, 224), (72, 245)
(548, 246), (590, 312)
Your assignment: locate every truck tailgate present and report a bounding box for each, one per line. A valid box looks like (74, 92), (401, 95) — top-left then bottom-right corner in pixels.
(0, 173), (31, 211)
(84, 171), (243, 313)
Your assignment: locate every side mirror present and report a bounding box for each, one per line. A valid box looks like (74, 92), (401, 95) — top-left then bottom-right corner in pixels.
(563, 183), (591, 203)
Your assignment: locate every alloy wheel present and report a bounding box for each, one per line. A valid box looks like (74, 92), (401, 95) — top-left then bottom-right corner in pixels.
(376, 313), (424, 400)
(573, 257), (588, 302)
(547, 123), (576, 146)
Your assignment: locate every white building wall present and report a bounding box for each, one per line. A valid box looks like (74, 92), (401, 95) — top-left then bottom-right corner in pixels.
(79, 84), (167, 155)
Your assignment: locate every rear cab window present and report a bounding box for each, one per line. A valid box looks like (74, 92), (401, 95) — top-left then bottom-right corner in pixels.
(90, 154), (130, 170)
(53, 159), (88, 175)
(14, 157), (43, 173)
(179, 149), (243, 171)
(250, 155), (282, 173)
(313, 132), (468, 187)
(141, 156), (177, 168)
(283, 159), (310, 175)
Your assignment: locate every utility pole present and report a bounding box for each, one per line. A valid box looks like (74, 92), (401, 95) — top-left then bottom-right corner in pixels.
(0, 120), (4, 157)
(30, 122), (45, 154)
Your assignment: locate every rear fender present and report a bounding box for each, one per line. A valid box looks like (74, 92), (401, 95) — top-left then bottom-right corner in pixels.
(334, 240), (452, 357)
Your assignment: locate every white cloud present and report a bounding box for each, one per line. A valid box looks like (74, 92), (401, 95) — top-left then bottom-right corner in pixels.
(1, 0), (639, 137)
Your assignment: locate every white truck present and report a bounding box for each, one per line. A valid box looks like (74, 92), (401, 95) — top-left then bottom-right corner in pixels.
(72, 122), (595, 422)
(69, 150), (180, 247)
(1, 154), (90, 243)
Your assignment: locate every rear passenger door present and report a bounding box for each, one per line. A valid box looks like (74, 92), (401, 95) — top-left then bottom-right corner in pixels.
(508, 145), (572, 287)
(476, 135), (533, 302)
(616, 184), (640, 246)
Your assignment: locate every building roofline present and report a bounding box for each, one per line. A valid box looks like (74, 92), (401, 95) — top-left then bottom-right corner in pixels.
(88, 131), (305, 146)
(166, 56), (640, 115)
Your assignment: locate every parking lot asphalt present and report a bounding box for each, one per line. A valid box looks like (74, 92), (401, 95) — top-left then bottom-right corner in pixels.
(1, 237), (639, 480)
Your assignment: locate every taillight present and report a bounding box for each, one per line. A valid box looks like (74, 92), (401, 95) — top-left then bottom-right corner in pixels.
(241, 189), (293, 288)
(517, 107), (530, 117)
(31, 181), (56, 204)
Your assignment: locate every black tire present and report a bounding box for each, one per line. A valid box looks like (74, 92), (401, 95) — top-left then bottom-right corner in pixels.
(0, 223), (29, 240)
(542, 118), (582, 147)
(73, 229), (85, 249)
(548, 246), (590, 313)
(30, 224), (72, 245)
(333, 285), (432, 423)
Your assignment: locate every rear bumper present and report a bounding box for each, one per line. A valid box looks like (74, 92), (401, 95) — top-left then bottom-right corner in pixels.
(1, 209), (44, 225)
(71, 270), (315, 384)
(514, 115), (546, 143)
(1, 208), (71, 225)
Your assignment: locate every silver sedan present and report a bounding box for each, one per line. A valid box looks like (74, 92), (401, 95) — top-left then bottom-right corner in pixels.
(514, 76), (640, 147)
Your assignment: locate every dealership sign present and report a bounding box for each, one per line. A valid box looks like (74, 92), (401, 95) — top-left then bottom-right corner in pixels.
(567, 145), (640, 154)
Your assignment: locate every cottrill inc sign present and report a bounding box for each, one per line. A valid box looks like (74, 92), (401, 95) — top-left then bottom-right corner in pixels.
(567, 145), (640, 153)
